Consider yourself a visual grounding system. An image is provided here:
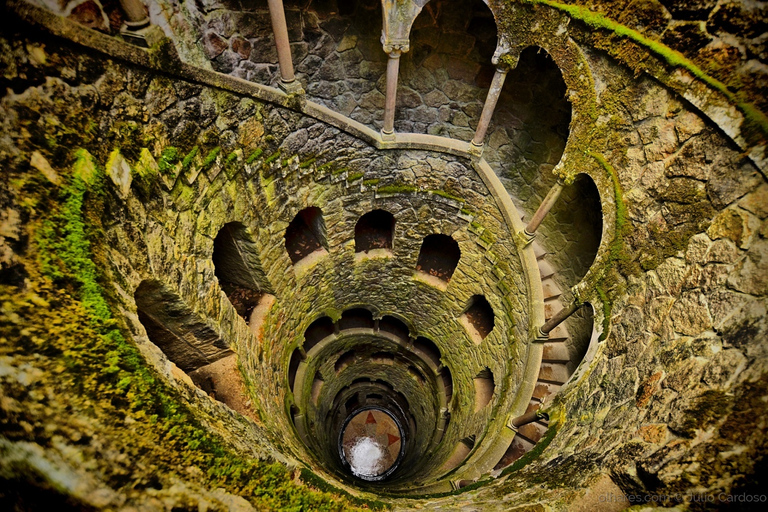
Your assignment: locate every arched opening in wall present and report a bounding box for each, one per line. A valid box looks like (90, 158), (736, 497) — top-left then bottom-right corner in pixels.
(412, 337), (441, 368)
(288, 348), (303, 393)
(563, 302), (595, 379)
(134, 281), (253, 413)
(439, 436), (475, 473)
(336, 350), (356, 373)
(488, 45), (571, 217)
(285, 207), (327, 265)
(311, 372), (324, 405)
(338, 308), (375, 331)
(379, 315), (410, 342)
(355, 209), (395, 254)
(134, 281), (232, 373)
(473, 368), (494, 412)
(399, 0), (497, 136)
(304, 316), (335, 352)
(371, 352), (396, 365)
(460, 295), (495, 344)
(408, 365), (426, 384)
(345, 394), (360, 414)
(212, 222), (273, 322)
(440, 367), (453, 405)
(415, 234), (460, 284)
(548, 174), (603, 284)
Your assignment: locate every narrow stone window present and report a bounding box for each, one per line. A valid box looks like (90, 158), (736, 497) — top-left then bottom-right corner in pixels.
(311, 372), (324, 405)
(415, 234), (460, 283)
(473, 368), (494, 412)
(355, 209), (395, 254)
(135, 280), (231, 374)
(285, 206), (327, 265)
(413, 336), (441, 368)
(338, 308), (375, 331)
(460, 295), (495, 344)
(304, 316), (335, 353)
(371, 352), (395, 365)
(288, 348), (303, 393)
(440, 436), (475, 473)
(335, 350), (356, 373)
(379, 315), (410, 342)
(212, 222), (273, 322)
(550, 173), (603, 282)
(440, 367), (453, 405)
(345, 394), (360, 414)
(408, 365), (425, 384)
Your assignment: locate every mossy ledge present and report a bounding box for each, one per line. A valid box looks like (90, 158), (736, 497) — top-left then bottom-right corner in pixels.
(586, 152), (631, 341)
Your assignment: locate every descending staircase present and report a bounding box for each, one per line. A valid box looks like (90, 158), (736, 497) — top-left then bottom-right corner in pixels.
(495, 230), (574, 468)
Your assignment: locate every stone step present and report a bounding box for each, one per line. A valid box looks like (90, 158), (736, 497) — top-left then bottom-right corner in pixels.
(517, 421), (547, 444)
(543, 297), (563, 321)
(538, 363), (570, 385)
(495, 435), (535, 469)
(541, 278), (562, 300)
(538, 259), (556, 280)
(532, 381), (561, 401)
(546, 323), (569, 342)
(525, 399), (543, 415)
(542, 342), (570, 363)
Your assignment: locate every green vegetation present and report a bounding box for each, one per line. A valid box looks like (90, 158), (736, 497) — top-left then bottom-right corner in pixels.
(363, 178), (380, 187)
(158, 146), (181, 176)
(317, 161), (335, 173)
(588, 153), (631, 340)
(299, 156), (316, 169)
(299, 469), (386, 510)
(429, 189), (464, 202)
(347, 171), (364, 182)
(201, 146), (221, 171)
(376, 183), (418, 195)
(264, 149), (281, 165)
(246, 148), (263, 164)
(527, 0), (768, 145)
(181, 145), (199, 171)
(16, 148), (373, 511)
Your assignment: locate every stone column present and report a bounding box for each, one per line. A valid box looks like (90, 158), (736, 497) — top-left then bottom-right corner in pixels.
(510, 409), (548, 429)
(267, 0), (303, 93)
(381, 49), (402, 139)
(471, 66), (509, 149)
(118, 0), (158, 47)
(536, 302), (581, 341)
(119, 0), (149, 28)
(518, 178), (568, 247)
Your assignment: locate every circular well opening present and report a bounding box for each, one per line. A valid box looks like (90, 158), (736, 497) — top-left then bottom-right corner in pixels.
(339, 408), (405, 481)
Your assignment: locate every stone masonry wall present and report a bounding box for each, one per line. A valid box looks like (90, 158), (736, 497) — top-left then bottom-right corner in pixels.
(0, 19), (541, 497)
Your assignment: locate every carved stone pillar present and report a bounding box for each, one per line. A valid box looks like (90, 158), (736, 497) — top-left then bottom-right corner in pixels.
(267, 0), (304, 94)
(471, 66), (510, 149)
(381, 49), (403, 139)
(118, 0), (157, 47)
